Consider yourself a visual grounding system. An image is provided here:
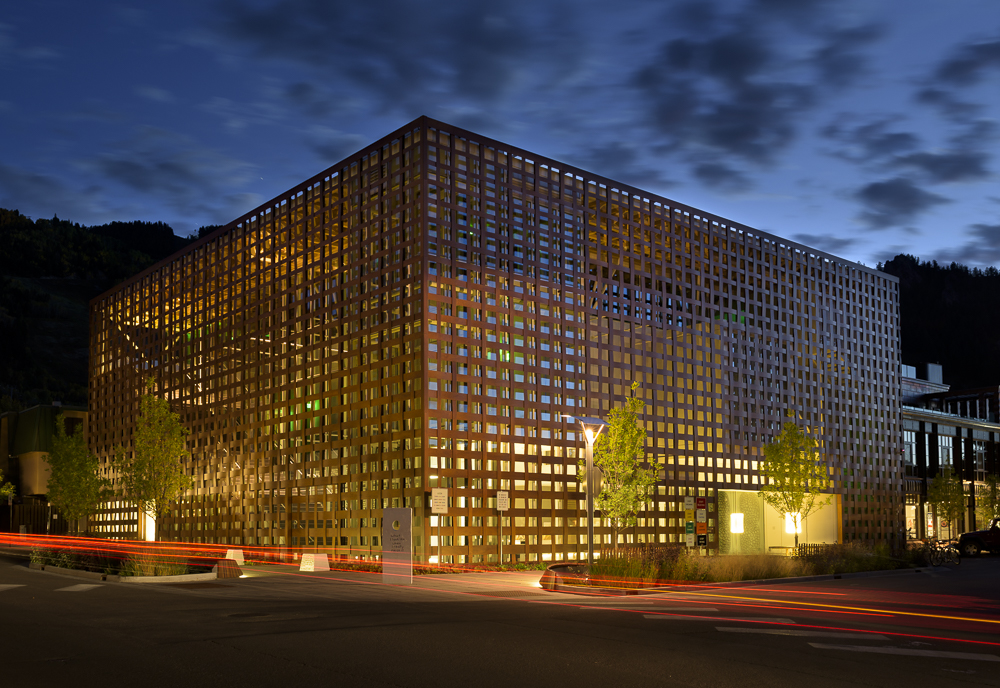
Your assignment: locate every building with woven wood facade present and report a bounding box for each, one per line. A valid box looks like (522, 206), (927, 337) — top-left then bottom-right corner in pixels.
(88, 116), (902, 560)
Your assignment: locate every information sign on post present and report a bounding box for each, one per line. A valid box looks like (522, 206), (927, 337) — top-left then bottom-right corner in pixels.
(685, 521), (695, 535)
(697, 534), (707, 547)
(684, 496), (695, 511)
(431, 488), (448, 565)
(381, 508), (413, 585)
(696, 496), (707, 510)
(696, 508), (707, 523)
(496, 490), (509, 565)
(686, 534), (695, 548)
(431, 488), (449, 514)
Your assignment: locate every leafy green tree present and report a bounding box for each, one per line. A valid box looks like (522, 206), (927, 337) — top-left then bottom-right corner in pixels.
(579, 382), (657, 553)
(759, 421), (831, 547)
(976, 475), (1000, 527)
(112, 381), (192, 540)
(927, 468), (967, 539)
(46, 414), (111, 534)
(0, 468), (15, 501)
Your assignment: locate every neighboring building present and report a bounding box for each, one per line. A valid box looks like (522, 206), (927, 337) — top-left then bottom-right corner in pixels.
(901, 363), (1000, 539)
(0, 403), (86, 534)
(88, 116), (901, 561)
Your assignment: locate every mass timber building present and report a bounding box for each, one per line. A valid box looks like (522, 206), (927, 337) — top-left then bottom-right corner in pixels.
(88, 116), (901, 560)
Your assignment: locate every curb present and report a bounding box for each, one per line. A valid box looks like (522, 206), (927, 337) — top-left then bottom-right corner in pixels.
(26, 562), (217, 584)
(542, 566), (936, 596)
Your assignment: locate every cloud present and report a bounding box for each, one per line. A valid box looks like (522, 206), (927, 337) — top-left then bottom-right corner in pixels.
(854, 177), (950, 229)
(933, 37), (1000, 86)
(628, 2), (885, 193)
(936, 223), (1000, 265)
(213, 0), (583, 115)
(811, 24), (884, 88)
(693, 162), (750, 192)
(306, 126), (370, 165)
(82, 126), (258, 224)
(821, 118), (920, 163)
(793, 232), (856, 253)
(892, 150), (989, 183)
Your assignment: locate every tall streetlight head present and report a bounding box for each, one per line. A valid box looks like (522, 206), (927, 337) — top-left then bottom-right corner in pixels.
(566, 415), (608, 445)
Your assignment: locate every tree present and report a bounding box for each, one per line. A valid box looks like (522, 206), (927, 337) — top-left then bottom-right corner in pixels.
(759, 421), (831, 547)
(112, 380), (192, 540)
(0, 468), (14, 501)
(927, 468), (967, 539)
(46, 413), (111, 534)
(976, 475), (1000, 527)
(580, 382), (657, 553)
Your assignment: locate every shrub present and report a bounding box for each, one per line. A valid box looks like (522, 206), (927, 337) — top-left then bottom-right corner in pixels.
(121, 547), (188, 577)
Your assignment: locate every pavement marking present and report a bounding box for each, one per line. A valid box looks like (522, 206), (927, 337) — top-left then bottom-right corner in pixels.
(809, 644), (1000, 661)
(576, 599), (656, 605)
(55, 584), (103, 592)
(0, 584), (26, 592)
(645, 614), (794, 623)
(718, 628), (887, 639)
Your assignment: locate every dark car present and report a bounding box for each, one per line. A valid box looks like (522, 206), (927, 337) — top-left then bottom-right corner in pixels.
(958, 517), (1000, 556)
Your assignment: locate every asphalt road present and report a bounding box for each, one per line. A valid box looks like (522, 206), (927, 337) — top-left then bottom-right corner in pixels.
(2, 554), (999, 688)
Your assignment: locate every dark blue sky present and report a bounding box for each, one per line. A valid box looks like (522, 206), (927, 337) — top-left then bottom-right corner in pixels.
(1, 0), (998, 266)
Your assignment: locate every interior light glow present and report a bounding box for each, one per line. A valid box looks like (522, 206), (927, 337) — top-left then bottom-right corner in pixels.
(785, 512), (802, 534)
(730, 513), (744, 534)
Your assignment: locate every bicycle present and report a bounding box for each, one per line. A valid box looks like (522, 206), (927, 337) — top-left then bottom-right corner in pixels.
(930, 539), (960, 566)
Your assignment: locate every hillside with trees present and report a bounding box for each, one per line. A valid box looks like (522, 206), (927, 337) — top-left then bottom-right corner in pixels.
(880, 254), (1000, 390)
(0, 209), (201, 410)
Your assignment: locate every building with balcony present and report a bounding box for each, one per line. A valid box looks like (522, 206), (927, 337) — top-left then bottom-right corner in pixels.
(88, 116), (901, 560)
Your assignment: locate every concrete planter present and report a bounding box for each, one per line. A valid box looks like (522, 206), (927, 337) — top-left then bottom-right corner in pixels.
(111, 571), (217, 584)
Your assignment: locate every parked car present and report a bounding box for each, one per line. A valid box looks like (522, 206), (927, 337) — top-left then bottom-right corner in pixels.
(958, 517), (1000, 556)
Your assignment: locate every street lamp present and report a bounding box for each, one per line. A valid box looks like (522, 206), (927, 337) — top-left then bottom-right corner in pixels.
(566, 415), (607, 567)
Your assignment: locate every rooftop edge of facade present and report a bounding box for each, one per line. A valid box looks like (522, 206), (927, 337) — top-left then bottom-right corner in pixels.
(91, 114), (898, 305)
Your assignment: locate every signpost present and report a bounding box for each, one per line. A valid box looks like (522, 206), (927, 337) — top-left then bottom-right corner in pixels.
(431, 488), (448, 565)
(684, 496), (695, 548)
(382, 508), (412, 585)
(496, 490), (509, 565)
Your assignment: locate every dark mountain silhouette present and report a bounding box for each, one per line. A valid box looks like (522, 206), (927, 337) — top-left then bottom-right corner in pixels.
(880, 254), (1000, 390)
(0, 209), (196, 409)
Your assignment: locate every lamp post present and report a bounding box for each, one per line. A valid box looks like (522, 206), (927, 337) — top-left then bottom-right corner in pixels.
(567, 415), (607, 568)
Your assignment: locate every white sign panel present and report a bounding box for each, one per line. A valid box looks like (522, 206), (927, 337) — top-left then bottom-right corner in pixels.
(382, 508), (413, 585)
(684, 496), (695, 511)
(431, 488), (449, 514)
(496, 490), (510, 512)
(696, 508), (707, 524)
(685, 533), (695, 548)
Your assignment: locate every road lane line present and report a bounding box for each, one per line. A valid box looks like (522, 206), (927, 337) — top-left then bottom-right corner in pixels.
(675, 590), (1000, 626)
(809, 644), (1000, 661)
(0, 584), (26, 591)
(55, 584), (103, 592)
(718, 628), (887, 639)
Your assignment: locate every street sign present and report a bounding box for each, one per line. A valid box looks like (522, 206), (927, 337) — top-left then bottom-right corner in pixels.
(696, 496), (706, 510)
(685, 521), (695, 535)
(431, 488), (448, 514)
(697, 534), (707, 547)
(684, 509), (694, 522)
(696, 522), (707, 535)
(496, 490), (510, 512)
(686, 534), (695, 547)
(684, 496), (695, 511)
(696, 508), (707, 523)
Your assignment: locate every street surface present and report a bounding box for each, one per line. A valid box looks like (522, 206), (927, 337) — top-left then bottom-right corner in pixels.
(2, 553), (999, 687)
